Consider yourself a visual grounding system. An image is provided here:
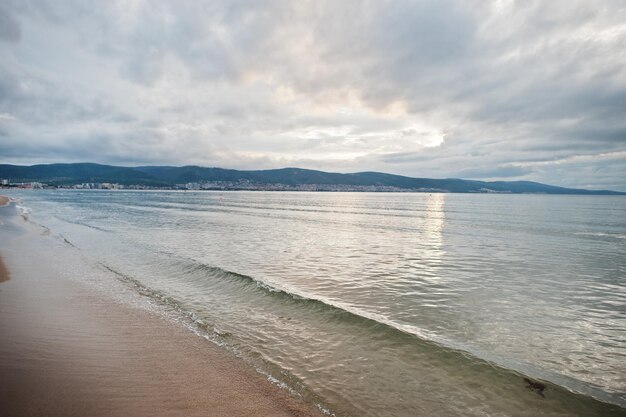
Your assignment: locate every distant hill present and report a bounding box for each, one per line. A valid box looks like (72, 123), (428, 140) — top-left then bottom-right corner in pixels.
(0, 163), (166, 186)
(0, 163), (623, 194)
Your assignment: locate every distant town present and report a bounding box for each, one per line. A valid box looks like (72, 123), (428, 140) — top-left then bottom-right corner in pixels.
(1, 163), (623, 195)
(0, 178), (452, 193)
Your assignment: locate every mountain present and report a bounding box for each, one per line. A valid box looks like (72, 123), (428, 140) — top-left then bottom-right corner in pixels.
(0, 163), (167, 186)
(0, 163), (623, 195)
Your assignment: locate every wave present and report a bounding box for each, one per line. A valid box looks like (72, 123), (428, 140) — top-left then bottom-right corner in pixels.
(158, 257), (626, 408)
(53, 215), (112, 233)
(95, 261), (336, 415)
(575, 231), (626, 240)
(15, 204), (31, 219)
(188, 261), (443, 340)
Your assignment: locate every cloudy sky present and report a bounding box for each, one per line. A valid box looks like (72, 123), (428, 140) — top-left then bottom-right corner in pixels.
(1, 1), (625, 190)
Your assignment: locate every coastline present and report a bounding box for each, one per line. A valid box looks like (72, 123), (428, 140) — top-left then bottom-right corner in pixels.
(0, 199), (324, 417)
(3, 191), (624, 417)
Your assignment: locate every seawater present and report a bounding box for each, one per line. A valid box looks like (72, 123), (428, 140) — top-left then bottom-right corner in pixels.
(6, 190), (626, 416)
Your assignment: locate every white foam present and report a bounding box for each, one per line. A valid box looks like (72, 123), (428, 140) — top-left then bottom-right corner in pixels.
(15, 204), (32, 218)
(575, 231), (626, 239)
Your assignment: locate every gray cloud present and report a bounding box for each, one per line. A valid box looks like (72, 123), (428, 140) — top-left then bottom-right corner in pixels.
(456, 166), (534, 180)
(0, 4), (21, 42)
(0, 0), (625, 190)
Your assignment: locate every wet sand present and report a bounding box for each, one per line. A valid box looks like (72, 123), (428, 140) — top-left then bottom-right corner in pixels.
(0, 256), (8, 283)
(0, 202), (323, 417)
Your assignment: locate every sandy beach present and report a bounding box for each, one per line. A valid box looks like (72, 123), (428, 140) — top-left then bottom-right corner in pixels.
(0, 256), (8, 283)
(0, 199), (323, 417)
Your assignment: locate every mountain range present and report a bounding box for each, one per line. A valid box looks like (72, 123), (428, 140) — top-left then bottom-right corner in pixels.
(0, 163), (623, 194)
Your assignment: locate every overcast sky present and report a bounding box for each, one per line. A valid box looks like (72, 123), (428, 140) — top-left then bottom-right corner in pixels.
(1, 1), (625, 190)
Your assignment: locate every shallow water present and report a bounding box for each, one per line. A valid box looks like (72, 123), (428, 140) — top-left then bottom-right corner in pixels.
(5, 190), (626, 416)
(0, 203), (322, 417)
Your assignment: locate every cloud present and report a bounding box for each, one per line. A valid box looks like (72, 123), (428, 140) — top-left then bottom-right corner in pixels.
(0, 0), (625, 190)
(455, 166), (533, 180)
(0, 4), (21, 43)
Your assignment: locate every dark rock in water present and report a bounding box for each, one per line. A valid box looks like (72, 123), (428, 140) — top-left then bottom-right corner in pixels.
(524, 377), (547, 398)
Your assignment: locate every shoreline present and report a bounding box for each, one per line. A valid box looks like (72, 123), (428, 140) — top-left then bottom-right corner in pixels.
(0, 201), (324, 417)
(3, 192), (624, 417)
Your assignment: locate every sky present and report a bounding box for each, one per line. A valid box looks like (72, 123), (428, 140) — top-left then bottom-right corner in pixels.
(1, 1), (625, 190)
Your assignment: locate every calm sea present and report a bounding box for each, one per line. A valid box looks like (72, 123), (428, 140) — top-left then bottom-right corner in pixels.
(7, 190), (626, 416)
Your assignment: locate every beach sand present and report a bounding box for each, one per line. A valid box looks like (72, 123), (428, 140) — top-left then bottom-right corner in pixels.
(0, 200), (324, 417)
(0, 256), (8, 283)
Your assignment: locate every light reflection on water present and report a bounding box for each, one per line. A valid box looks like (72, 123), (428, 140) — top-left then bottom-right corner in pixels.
(5, 190), (626, 417)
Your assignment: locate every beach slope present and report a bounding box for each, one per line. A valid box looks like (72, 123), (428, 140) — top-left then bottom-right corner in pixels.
(0, 199), (323, 417)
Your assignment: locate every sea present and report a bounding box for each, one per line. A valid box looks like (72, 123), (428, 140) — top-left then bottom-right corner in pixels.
(5, 190), (626, 416)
